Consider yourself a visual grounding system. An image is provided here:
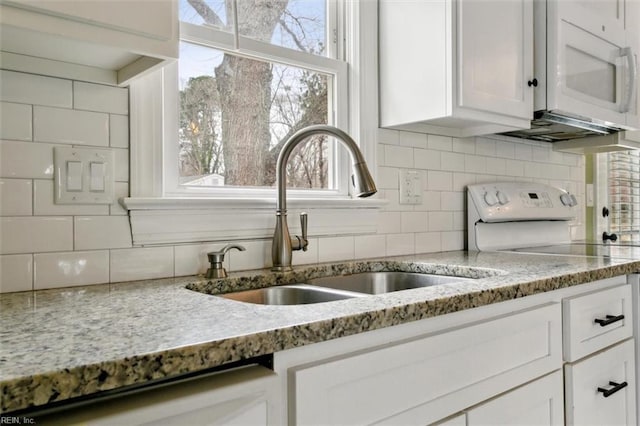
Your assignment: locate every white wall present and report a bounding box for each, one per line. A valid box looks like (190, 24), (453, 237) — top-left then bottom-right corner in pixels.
(0, 69), (585, 292)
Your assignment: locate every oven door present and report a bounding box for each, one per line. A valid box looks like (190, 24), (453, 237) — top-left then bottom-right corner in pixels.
(546, 0), (637, 127)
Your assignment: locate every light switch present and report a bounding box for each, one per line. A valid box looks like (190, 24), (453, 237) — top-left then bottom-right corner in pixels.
(54, 147), (114, 204)
(90, 162), (105, 192)
(66, 161), (83, 191)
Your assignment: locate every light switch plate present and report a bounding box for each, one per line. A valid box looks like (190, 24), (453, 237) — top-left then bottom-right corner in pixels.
(54, 146), (114, 204)
(399, 169), (422, 205)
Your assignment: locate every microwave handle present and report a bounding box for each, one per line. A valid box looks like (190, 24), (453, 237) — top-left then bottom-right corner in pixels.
(620, 47), (637, 113)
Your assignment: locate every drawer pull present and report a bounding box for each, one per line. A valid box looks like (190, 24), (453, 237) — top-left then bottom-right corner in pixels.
(594, 314), (625, 327)
(597, 381), (628, 398)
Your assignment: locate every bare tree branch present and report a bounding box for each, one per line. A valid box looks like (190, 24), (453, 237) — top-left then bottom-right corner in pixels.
(278, 16), (308, 52)
(187, 0), (225, 27)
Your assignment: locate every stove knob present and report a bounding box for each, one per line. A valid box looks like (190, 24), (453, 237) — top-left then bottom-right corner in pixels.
(496, 190), (510, 205)
(560, 193), (572, 206)
(484, 191), (499, 206)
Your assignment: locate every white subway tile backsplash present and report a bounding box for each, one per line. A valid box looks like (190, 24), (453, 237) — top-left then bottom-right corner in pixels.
(0, 141), (56, 179)
(399, 131), (427, 148)
(377, 167), (399, 189)
(428, 211), (454, 231)
(453, 211), (465, 231)
(452, 173), (476, 192)
(440, 152), (466, 172)
(464, 154), (487, 174)
(354, 234), (386, 259)
(385, 233), (414, 256)
(229, 240), (271, 271)
(452, 137), (475, 154)
(110, 114), (129, 148)
(414, 148), (441, 170)
(33, 106), (109, 146)
(401, 211), (428, 233)
(114, 148), (129, 182)
(514, 143), (532, 160)
(0, 254), (32, 293)
(34, 250), (109, 290)
(485, 157), (506, 176)
(427, 134), (453, 151)
(110, 246), (173, 283)
(74, 216), (132, 250)
(74, 82), (128, 114)
(318, 236), (354, 263)
(532, 147), (550, 162)
(495, 140), (515, 159)
(0, 70), (72, 107)
(441, 191), (464, 211)
(377, 211), (402, 234)
(505, 159), (525, 177)
(0, 102), (32, 141)
(0, 179), (32, 216)
(421, 191), (442, 211)
(384, 145), (414, 168)
(415, 232), (441, 253)
(441, 231), (464, 251)
(33, 180), (108, 216)
(475, 138), (496, 156)
(427, 171), (453, 191)
(377, 128), (400, 145)
(0, 217), (72, 254)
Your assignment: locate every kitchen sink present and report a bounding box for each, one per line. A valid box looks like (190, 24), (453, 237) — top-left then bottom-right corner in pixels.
(219, 284), (365, 305)
(307, 271), (474, 294)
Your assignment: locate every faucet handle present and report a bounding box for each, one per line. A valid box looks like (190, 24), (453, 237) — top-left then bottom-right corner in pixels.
(300, 212), (308, 252)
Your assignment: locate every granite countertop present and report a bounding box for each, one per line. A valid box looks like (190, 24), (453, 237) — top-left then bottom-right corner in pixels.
(2, 250), (640, 414)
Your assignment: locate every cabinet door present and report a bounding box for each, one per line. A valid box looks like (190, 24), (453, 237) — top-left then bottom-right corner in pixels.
(565, 339), (637, 426)
(467, 370), (564, 426)
(457, 0), (533, 120)
(292, 303), (561, 425)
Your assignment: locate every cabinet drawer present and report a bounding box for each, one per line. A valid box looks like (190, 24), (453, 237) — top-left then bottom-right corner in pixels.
(565, 339), (637, 426)
(563, 283), (633, 362)
(291, 303), (562, 425)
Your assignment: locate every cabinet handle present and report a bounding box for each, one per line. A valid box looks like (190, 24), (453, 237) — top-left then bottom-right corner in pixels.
(527, 78), (538, 87)
(594, 314), (625, 327)
(597, 381), (628, 398)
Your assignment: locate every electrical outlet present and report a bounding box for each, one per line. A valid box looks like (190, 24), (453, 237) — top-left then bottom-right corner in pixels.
(399, 169), (422, 205)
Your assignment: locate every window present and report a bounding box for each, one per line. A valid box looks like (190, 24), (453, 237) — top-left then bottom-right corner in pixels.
(165, 0), (349, 197)
(604, 150), (640, 242)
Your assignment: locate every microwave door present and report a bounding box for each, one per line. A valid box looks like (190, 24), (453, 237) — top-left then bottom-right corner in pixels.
(549, 17), (633, 127)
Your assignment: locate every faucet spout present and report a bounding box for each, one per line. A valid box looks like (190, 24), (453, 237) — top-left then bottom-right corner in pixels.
(272, 124), (377, 271)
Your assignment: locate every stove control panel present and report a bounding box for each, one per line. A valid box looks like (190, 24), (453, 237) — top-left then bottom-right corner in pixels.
(468, 182), (577, 223)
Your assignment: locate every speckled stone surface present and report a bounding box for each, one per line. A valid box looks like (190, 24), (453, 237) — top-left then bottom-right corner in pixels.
(2, 250), (640, 413)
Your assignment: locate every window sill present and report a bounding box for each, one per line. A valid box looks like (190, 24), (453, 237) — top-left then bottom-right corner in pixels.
(122, 197), (387, 246)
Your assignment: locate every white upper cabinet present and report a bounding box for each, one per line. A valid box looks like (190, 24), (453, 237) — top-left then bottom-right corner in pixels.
(379, 0), (534, 138)
(0, 0), (178, 86)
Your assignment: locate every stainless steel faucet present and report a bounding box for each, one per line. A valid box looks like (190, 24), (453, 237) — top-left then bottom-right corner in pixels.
(271, 125), (377, 271)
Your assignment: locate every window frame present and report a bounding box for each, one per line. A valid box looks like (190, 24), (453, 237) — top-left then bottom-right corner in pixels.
(124, 0), (383, 246)
(168, 2), (350, 198)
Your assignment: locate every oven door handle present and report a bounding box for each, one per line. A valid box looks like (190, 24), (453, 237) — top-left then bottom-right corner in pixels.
(620, 47), (637, 113)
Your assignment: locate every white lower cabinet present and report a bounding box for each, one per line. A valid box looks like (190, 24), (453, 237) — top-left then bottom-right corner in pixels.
(290, 303), (562, 425)
(564, 339), (637, 426)
(465, 370), (565, 426)
(37, 365), (279, 426)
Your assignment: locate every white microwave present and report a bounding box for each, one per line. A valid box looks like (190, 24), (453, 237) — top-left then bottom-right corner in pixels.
(504, 0), (639, 142)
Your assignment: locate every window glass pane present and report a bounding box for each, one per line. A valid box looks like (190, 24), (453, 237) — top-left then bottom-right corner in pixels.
(180, 0), (232, 29)
(608, 150), (640, 242)
(178, 41), (331, 189)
